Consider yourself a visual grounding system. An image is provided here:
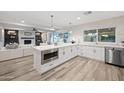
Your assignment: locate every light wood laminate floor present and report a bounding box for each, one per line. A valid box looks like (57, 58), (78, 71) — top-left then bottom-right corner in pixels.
(0, 56), (124, 81)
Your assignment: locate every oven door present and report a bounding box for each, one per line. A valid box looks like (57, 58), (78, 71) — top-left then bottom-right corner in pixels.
(24, 40), (32, 44)
(41, 48), (58, 65)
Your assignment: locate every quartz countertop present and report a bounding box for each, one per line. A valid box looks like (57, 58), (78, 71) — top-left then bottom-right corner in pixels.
(0, 46), (33, 51)
(79, 43), (124, 48)
(33, 43), (78, 51)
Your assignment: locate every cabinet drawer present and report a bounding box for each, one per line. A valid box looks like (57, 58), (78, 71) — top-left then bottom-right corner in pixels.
(41, 61), (57, 73)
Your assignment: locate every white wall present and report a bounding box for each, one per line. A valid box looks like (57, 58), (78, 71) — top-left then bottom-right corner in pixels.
(70, 16), (124, 45)
(0, 28), (3, 47)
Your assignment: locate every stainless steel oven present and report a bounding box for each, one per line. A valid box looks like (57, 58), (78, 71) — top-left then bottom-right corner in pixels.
(41, 48), (59, 65)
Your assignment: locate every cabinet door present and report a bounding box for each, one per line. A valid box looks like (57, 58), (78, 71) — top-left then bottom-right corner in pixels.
(65, 46), (71, 60)
(0, 49), (23, 61)
(82, 46), (94, 58)
(0, 51), (12, 61)
(83, 46), (89, 57)
(41, 61), (56, 73)
(11, 49), (23, 59)
(72, 45), (78, 57)
(70, 46), (74, 58)
(85, 46), (92, 58)
(58, 48), (64, 63)
(23, 48), (33, 56)
(59, 47), (68, 63)
(94, 47), (105, 61)
(78, 45), (84, 56)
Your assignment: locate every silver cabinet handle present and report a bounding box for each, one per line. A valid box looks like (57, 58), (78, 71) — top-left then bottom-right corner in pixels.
(93, 49), (96, 53)
(63, 51), (65, 55)
(71, 49), (73, 52)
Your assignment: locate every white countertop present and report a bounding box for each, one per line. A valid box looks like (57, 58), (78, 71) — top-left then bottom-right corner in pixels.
(79, 43), (124, 48)
(33, 43), (78, 51)
(0, 46), (33, 51)
(1, 43), (124, 52)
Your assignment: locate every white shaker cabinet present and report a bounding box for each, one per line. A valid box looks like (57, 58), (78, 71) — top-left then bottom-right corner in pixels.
(58, 45), (78, 64)
(58, 47), (65, 63)
(23, 48), (33, 56)
(93, 47), (105, 61)
(71, 45), (78, 57)
(11, 49), (23, 59)
(0, 51), (12, 61)
(65, 46), (71, 60)
(78, 45), (84, 56)
(78, 45), (105, 61)
(85, 46), (94, 58)
(59, 47), (69, 63)
(0, 49), (23, 61)
(0, 48), (33, 61)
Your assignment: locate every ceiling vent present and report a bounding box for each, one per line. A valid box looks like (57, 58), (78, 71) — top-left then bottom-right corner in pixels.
(83, 11), (92, 15)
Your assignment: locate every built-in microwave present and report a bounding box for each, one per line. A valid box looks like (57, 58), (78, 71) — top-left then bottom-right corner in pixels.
(24, 40), (32, 44)
(41, 48), (59, 65)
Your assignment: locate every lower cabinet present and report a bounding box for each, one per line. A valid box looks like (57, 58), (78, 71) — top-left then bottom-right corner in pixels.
(59, 47), (72, 64)
(0, 48), (33, 61)
(78, 45), (105, 61)
(41, 59), (59, 73)
(71, 45), (78, 57)
(0, 49), (23, 61)
(93, 47), (105, 61)
(11, 49), (24, 59)
(59, 47), (66, 63)
(0, 51), (13, 61)
(23, 48), (33, 57)
(59, 45), (78, 64)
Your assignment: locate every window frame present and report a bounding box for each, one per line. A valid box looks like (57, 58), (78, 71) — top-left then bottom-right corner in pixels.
(83, 27), (116, 43)
(83, 29), (97, 42)
(98, 27), (116, 43)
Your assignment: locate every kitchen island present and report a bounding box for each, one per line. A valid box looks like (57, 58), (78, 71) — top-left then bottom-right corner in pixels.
(33, 43), (78, 74)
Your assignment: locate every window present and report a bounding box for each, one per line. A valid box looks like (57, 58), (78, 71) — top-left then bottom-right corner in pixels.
(63, 32), (69, 43)
(98, 27), (115, 42)
(50, 32), (69, 43)
(84, 30), (97, 42)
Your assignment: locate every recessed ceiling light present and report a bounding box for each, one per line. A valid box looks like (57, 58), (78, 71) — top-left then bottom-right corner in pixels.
(77, 17), (81, 20)
(21, 20), (25, 23)
(49, 28), (55, 31)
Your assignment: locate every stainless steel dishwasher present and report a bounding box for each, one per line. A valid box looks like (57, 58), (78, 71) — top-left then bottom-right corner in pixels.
(105, 47), (124, 67)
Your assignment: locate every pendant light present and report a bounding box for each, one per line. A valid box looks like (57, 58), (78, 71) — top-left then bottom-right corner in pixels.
(69, 22), (72, 34)
(49, 15), (55, 31)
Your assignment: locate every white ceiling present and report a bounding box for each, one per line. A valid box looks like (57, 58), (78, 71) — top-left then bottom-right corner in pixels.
(0, 11), (124, 30)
